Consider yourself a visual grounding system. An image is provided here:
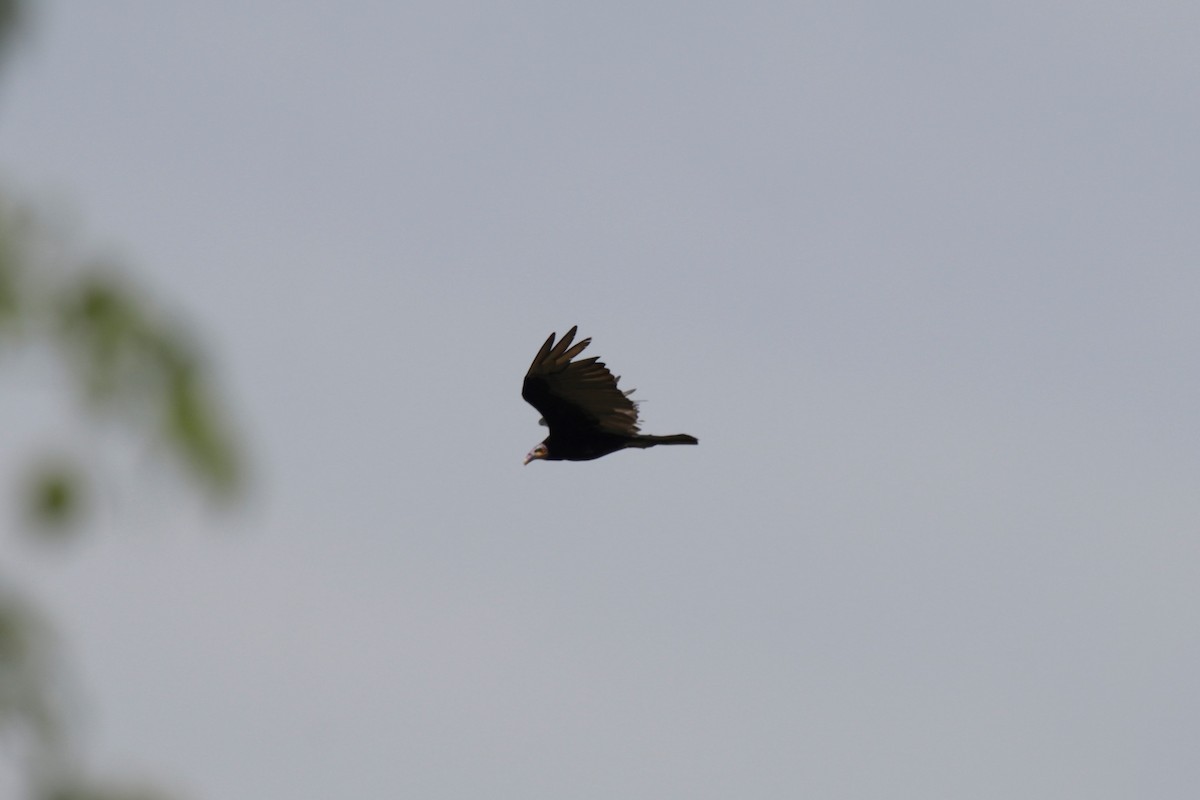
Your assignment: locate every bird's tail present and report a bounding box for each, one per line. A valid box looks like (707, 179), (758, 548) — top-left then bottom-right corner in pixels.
(631, 433), (699, 448)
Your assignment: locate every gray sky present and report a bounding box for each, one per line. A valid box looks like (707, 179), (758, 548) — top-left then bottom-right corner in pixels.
(2, 1), (1198, 797)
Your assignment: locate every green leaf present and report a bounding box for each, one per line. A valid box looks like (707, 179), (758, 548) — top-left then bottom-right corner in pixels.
(24, 461), (84, 534)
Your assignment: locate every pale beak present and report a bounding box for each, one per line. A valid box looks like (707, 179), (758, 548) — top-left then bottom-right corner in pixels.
(523, 452), (535, 466)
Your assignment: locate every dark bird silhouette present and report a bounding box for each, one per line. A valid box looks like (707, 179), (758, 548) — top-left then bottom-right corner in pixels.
(522, 326), (698, 464)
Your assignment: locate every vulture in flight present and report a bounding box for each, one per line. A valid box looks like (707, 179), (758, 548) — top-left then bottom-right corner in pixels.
(522, 326), (698, 464)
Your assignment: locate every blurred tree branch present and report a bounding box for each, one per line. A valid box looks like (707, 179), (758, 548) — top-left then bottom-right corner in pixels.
(2, 201), (243, 528)
(2, 2), (244, 798)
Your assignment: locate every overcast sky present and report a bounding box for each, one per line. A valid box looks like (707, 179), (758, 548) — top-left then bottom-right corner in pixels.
(2, 1), (1198, 798)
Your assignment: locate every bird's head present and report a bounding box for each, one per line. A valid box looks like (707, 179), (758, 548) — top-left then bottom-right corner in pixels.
(523, 442), (549, 465)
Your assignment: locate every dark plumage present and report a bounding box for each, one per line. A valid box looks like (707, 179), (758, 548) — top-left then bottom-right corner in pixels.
(522, 326), (698, 464)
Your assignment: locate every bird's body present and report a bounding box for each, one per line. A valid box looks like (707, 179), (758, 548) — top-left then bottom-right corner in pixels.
(536, 429), (698, 462)
(522, 326), (698, 464)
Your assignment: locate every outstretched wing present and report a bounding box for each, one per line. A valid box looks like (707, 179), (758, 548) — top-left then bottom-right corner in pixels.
(522, 326), (640, 438)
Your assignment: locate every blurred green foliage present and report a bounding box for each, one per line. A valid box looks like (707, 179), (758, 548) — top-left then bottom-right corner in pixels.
(40, 783), (177, 800)
(2, 2), (244, 797)
(57, 270), (242, 498)
(23, 458), (84, 532)
(0, 200), (242, 528)
(0, 0), (18, 59)
(0, 593), (58, 747)
(0, 194), (27, 333)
